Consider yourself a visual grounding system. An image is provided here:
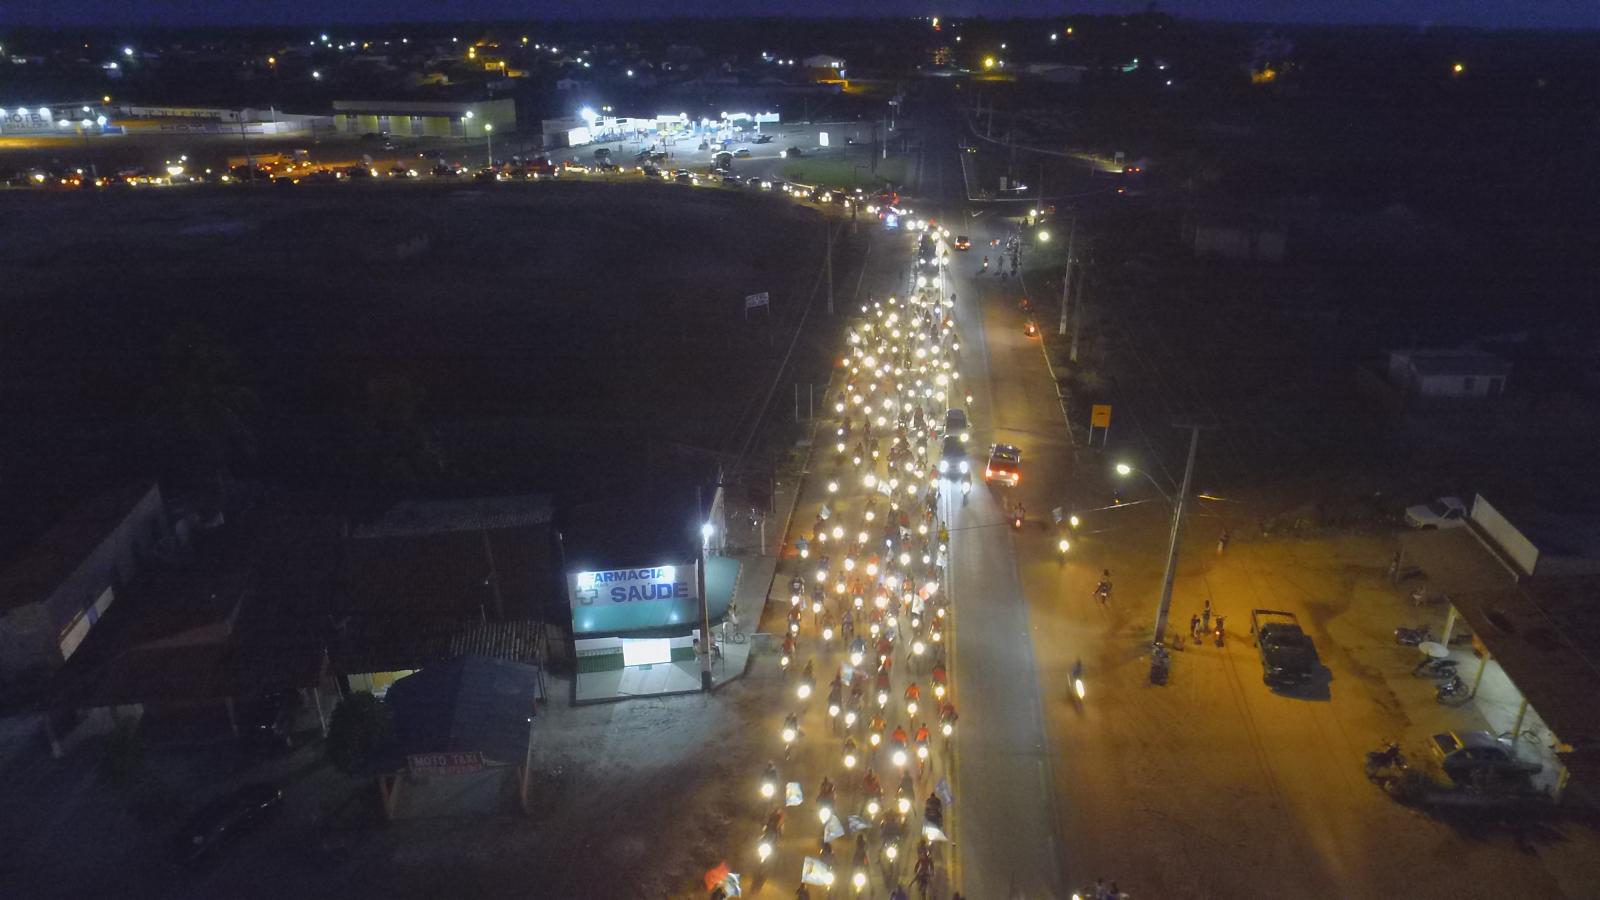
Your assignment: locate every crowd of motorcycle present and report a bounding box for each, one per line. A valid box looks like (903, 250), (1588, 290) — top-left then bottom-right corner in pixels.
(713, 232), (966, 900)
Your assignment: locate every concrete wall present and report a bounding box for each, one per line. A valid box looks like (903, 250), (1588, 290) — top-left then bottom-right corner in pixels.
(1471, 494), (1540, 577)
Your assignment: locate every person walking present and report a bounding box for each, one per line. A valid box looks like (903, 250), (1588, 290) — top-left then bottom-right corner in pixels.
(1190, 614), (1202, 642)
(1217, 527), (1230, 555)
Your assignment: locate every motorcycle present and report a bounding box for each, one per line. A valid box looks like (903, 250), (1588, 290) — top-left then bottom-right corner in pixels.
(1365, 741), (1407, 782)
(1436, 673), (1470, 704)
(760, 762), (779, 801)
(817, 778), (837, 825)
(1394, 625), (1431, 646)
(1412, 656), (1458, 679)
(758, 824), (777, 865)
(782, 714), (800, 759)
(1071, 660), (1086, 702)
(1012, 507), (1025, 529)
(1058, 536), (1071, 559)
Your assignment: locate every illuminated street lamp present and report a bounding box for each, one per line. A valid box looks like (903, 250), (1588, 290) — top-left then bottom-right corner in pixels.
(484, 122), (494, 167)
(983, 57), (995, 70)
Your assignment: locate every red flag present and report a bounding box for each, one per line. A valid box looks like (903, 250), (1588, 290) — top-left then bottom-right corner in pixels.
(703, 861), (731, 891)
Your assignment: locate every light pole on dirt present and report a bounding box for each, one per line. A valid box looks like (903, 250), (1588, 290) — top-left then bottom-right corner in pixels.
(1141, 423), (1212, 684)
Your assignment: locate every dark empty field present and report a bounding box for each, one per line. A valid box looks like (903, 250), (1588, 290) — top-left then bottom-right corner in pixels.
(0, 181), (845, 548)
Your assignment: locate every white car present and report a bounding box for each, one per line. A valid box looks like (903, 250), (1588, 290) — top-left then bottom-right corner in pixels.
(1405, 497), (1468, 529)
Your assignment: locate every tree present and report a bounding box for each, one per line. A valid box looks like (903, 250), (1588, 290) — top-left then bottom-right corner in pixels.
(325, 691), (391, 775)
(141, 323), (258, 497)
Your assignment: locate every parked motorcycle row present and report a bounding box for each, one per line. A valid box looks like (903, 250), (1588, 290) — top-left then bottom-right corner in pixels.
(731, 232), (966, 900)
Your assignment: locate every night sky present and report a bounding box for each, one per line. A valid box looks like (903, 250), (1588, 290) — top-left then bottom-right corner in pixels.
(0, 0), (1594, 30)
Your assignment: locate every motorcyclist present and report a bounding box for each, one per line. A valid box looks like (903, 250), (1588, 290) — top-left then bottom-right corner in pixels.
(915, 721), (931, 746)
(862, 767), (881, 798)
(903, 682), (921, 710)
(891, 724), (909, 748)
(940, 701), (959, 732)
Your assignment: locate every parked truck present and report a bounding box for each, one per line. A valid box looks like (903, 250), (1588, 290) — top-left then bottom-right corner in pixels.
(1250, 609), (1319, 688)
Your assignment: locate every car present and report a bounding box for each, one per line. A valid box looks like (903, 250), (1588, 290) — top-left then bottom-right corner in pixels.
(944, 408), (970, 443)
(641, 165), (663, 179)
(593, 148), (612, 160)
(1405, 496), (1468, 529)
(386, 164), (417, 178)
(1250, 609), (1318, 687)
(343, 165), (375, 179)
(171, 783), (284, 866)
(430, 163), (460, 178)
(674, 170), (697, 184)
(1429, 731), (1541, 786)
(953, 235), (971, 250)
(782, 146), (803, 158)
(984, 443), (1021, 486)
(239, 691), (300, 750)
(938, 435), (969, 477)
(734, 148), (752, 158)
(754, 134), (774, 144)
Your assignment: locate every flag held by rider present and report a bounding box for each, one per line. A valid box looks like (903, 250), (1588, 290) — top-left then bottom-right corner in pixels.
(744, 291), (770, 319)
(801, 857), (835, 886)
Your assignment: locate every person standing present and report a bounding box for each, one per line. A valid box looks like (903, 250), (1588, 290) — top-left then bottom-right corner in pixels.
(1190, 614), (1202, 642)
(1217, 527), (1230, 555)
(1201, 598), (1212, 632)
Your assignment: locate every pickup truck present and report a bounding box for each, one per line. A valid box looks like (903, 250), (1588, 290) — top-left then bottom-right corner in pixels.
(1250, 609), (1319, 687)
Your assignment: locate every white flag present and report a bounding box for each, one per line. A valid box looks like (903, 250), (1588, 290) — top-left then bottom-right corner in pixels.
(745, 292), (770, 311)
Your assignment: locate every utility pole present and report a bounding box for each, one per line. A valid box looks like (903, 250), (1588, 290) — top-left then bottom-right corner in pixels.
(1069, 238), (1087, 361)
(1150, 424), (1209, 683)
(1057, 217), (1076, 336)
(825, 220), (838, 315)
(697, 484), (713, 691)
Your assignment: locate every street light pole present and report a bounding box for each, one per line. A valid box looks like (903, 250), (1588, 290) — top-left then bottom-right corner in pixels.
(1151, 424), (1203, 681)
(825, 220), (835, 315)
(484, 123), (494, 167)
(697, 485), (713, 692)
(1057, 217), (1076, 336)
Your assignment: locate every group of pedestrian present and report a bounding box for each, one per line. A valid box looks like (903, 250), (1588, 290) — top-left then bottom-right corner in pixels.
(1188, 599), (1225, 645)
(1090, 877), (1125, 899)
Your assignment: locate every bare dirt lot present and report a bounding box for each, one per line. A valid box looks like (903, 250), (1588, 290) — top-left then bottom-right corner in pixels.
(0, 181), (849, 547)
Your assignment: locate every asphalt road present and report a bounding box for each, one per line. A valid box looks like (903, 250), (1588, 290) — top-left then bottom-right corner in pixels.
(909, 87), (1073, 900)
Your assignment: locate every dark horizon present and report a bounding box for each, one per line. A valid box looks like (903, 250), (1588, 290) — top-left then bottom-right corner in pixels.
(0, 1), (1596, 33)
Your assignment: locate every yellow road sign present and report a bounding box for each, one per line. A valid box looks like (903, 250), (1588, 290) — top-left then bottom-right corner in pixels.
(1090, 404), (1112, 428)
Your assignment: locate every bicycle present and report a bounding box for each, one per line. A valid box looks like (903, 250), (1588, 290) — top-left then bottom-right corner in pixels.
(721, 610), (747, 645)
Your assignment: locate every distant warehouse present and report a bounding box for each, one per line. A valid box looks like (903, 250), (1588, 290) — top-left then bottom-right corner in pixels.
(331, 99), (515, 138)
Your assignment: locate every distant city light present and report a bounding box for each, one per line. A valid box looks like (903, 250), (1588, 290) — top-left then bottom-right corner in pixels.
(983, 57), (995, 69)
(311, 70), (321, 80)
(626, 69), (634, 77)
(122, 46), (133, 57)
(1452, 62), (1466, 75)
